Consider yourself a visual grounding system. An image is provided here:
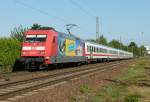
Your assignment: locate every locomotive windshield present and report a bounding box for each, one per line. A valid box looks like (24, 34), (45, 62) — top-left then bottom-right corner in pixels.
(36, 35), (47, 42)
(25, 34), (47, 42)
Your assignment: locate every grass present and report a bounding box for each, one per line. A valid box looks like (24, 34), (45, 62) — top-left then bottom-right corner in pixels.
(124, 94), (140, 102)
(87, 58), (150, 102)
(79, 84), (91, 94)
(118, 58), (148, 81)
(69, 96), (78, 102)
(90, 85), (127, 102)
(69, 84), (91, 102)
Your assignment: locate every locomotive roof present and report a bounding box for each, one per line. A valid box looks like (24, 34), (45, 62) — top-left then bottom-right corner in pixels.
(58, 31), (83, 41)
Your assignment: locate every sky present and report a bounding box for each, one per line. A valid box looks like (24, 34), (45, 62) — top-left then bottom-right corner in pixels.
(0, 0), (150, 47)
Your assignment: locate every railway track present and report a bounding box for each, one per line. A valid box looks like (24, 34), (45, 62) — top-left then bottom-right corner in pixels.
(0, 62), (110, 81)
(0, 60), (129, 101)
(0, 61), (120, 85)
(0, 71), (30, 79)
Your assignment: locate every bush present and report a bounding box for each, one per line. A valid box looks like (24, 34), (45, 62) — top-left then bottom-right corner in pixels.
(124, 94), (139, 102)
(0, 38), (21, 72)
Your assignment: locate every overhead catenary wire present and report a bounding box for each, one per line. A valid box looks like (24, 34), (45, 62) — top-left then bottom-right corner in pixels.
(76, 0), (97, 17)
(14, 0), (69, 24)
(68, 0), (95, 19)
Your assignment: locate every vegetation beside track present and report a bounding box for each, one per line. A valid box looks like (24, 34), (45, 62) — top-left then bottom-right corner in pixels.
(0, 26), (26, 73)
(0, 38), (21, 73)
(71, 58), (150, 102)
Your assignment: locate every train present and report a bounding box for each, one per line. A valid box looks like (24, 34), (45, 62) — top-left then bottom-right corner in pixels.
(14, 27), (133, 70)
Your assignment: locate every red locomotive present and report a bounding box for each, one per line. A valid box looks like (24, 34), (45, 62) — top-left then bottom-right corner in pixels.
(18, 27), (86, 70)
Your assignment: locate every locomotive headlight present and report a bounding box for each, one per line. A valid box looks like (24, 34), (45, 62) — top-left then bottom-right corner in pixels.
(45, 57), (50, 59)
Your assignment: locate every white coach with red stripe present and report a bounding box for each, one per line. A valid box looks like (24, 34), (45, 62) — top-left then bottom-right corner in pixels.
(84, 41), (133, 60)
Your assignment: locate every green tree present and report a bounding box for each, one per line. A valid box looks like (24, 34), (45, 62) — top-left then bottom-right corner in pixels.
(128, 42), (139, 56)
(97, 35), (108, 45)
(31, 23), (42, 30)
(87, 39), (96, 43)
(108, 40), (121, 49)
(139, 45), (146, 56)
(31, 24), (54, 30)
(10, 25), (28, 42)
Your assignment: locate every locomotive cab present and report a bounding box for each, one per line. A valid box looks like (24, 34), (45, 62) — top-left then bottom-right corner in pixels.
(20, 29), (58, 70)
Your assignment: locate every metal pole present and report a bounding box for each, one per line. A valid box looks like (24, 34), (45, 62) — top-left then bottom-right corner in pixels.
(96, 16), (99, 42)
(119, 36), (122, 49)
(141, 32), (144, 56)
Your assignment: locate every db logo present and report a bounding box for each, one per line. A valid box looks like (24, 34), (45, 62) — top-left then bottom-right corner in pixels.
(31, 47), (36, 50)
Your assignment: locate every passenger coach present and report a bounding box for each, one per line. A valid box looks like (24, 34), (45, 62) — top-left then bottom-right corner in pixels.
(84, 41), (133, 61)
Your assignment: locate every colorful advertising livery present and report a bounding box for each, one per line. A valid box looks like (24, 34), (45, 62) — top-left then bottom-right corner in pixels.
(58, 32), (83, 57)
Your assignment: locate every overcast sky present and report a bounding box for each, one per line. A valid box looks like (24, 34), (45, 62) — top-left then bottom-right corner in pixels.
(0, 0), (150, 47)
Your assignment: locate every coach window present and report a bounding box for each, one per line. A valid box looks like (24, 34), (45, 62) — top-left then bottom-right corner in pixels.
(90, 46), (92, 52)
(105, 49), (107, 53)
(87, 46), (90, 52)
(98, 48), (100, 53)
(96, 47), (98, 53)
(88, 46), (90, 52)
(100, 48), (103, 53)
(96, 47), (97, 53)
(102, 48), (107, 53)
